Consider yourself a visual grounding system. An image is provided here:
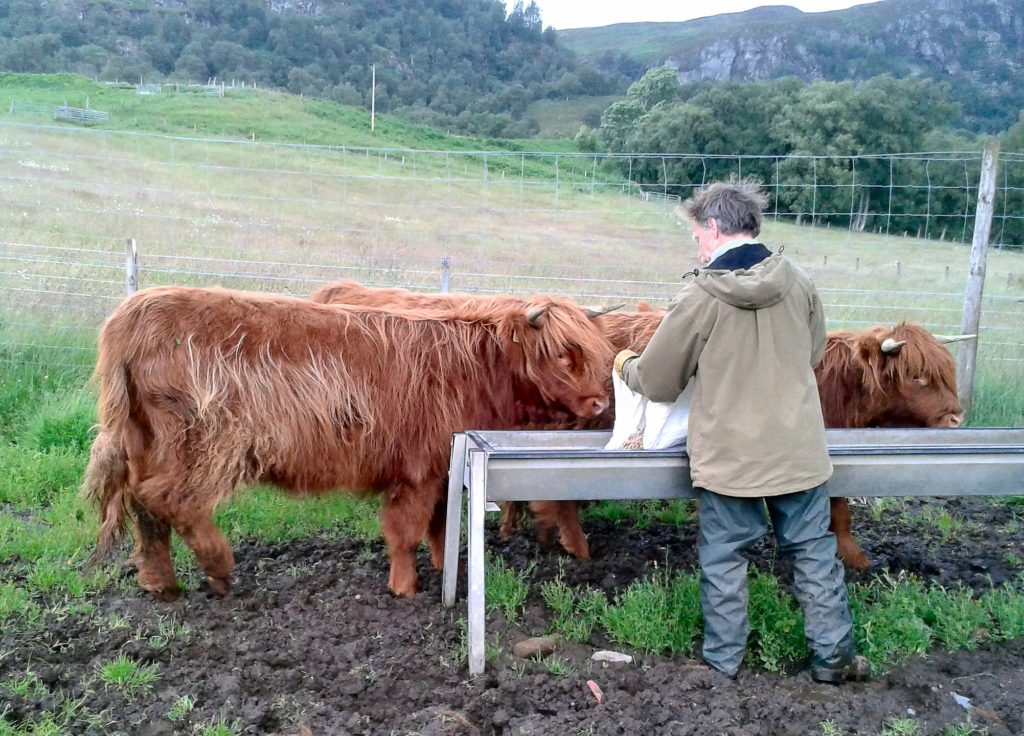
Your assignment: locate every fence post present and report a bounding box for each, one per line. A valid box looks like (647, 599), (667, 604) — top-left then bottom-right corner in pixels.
(440, 256), (450, 294)
(957, 140), (999, 416)
(125, 238), (138, 295)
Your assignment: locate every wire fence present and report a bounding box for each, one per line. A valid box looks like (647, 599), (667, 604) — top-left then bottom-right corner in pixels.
(1, 121), (1022, 381)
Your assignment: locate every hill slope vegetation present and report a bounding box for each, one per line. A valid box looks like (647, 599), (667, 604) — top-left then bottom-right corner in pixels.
(562, 0), (1024, 132)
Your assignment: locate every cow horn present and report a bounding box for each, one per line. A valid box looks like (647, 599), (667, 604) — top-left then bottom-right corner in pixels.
(584, 304), (625, 318)
(931, 333), (978, 344)
(880, 338), (906, 354)
(526, 305), (547, 326)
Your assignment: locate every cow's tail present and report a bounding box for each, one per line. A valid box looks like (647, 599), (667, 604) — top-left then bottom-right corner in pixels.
(82, 429), (130, 569)
(82, 332), (134, 569)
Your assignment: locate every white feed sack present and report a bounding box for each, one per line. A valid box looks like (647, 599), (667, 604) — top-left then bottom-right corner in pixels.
(605, 372), (692, 451)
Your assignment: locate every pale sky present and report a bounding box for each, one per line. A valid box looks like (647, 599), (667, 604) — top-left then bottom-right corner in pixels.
(523, 1), (884, 30)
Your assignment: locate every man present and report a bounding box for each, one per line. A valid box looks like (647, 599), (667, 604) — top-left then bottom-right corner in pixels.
(615, 180), (868, 684)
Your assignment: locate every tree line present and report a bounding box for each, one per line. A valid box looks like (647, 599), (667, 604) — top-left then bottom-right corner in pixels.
(578, 69), (1024, 248)
(0, 0), (616, 138)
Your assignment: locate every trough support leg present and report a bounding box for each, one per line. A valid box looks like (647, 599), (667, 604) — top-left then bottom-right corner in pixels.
(467, 449), (488, 676)
(442, 433), (468, 609)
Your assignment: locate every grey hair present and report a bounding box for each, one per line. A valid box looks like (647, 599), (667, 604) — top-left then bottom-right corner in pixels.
(680, 179), (769, 237)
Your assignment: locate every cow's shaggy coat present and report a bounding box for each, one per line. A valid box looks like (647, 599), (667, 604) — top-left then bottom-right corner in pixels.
(310, 280), (613, 559)
(84, 286), (613, 598)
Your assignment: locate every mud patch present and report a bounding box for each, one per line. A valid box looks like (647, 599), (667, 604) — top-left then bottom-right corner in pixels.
(2, 496), (1023, 735)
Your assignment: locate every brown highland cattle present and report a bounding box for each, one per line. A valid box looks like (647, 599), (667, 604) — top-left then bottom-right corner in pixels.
(310, 281), (968, 570)
(308, 279), (615, 559)
(83, 285), (613, 599)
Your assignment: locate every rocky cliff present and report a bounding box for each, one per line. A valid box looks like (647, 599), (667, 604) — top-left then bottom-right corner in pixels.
(562, 0), (1024, 132)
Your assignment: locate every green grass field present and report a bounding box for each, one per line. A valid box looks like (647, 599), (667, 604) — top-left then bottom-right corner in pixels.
(524, 95), (619, 138)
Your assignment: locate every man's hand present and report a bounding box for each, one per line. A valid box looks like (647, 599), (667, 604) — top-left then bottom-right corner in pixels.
(613, 349), (638, 379)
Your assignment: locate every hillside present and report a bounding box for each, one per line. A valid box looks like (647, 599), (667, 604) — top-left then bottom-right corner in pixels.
(0, 72), (580, 153)
(561, 0), (1024, 132)
(0, 0), (615, 138)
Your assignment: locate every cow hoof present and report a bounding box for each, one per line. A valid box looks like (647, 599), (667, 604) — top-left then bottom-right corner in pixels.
(388, 577), (419, 598)
(838, 546), (872, 571)
(561, 543), (591, 560)
(843, 555), (872, 571)
(205, 576), (230, 597)
(150, 585), (183, 602)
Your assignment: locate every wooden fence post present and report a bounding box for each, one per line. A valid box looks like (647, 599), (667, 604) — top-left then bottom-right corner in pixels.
(125, 238), (138, 295)
(440, 256), (450, 294)
(957, 140), (1000, 416)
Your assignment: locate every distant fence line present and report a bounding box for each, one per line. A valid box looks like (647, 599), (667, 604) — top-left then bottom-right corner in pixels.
(2, 121), (1021, 248)
(2, 241), (1023, 380)
(9, 102), (109, 125)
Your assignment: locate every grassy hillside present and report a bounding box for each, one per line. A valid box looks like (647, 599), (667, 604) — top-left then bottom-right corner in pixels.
(525, 95), (618, 138)
(560, 8), (808, 63)
(0, 73), (577, 153)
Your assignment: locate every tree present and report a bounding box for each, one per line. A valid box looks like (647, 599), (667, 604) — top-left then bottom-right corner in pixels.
(625, 66), (680, 113)
(625, 102), (729, 194)
(328, 82), (363, 107)
(574, 125), (600, 153)
(523, 1), (542, 32)
(599, 98), (644, 151)
(0, 33), (62, 72)
(769, 76), (961, 229)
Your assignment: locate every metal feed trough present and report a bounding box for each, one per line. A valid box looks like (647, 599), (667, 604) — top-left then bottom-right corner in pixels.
(440, 428), (1024, 675)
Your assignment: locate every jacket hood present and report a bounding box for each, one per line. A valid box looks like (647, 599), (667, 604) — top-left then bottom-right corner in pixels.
(695, 254), (796, 309)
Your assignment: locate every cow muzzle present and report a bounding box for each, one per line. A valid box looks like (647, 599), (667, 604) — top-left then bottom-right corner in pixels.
(940, 413), (964, 428)
(573, 396), (610, 419)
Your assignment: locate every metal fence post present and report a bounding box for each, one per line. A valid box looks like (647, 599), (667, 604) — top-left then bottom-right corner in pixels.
(440, 256), (450, 293)
(957, 140), (999, 416)
(125, 238), (138, 295)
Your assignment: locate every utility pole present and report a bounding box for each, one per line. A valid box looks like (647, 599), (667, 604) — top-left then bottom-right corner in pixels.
(371, 64), (376, 132)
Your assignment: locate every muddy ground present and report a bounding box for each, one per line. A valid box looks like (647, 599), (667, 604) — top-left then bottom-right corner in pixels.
(3, 495), (1023, 736)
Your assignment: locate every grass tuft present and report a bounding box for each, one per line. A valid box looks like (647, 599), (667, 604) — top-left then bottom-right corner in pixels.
(95, 654), (160, 697)
(602, 570), (701, 655)
(746, 571), (807, 671)
(485, 554), (534, 623)
(15, 387), (96, 454)
(541, 576), (607, 642)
